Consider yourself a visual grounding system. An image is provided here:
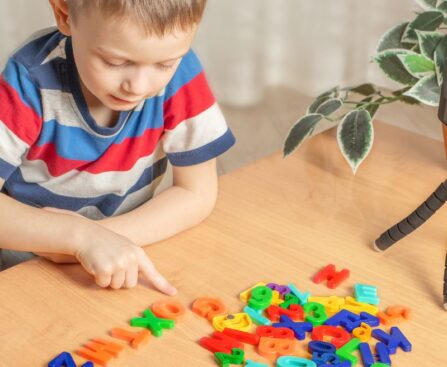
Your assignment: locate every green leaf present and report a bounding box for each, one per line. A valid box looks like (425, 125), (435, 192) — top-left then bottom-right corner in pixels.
(401, 95), (422, 105)
(392, 88), (421, 105)
(415, 0), (438, 9)
(366, 99), (382, 119)
(348, 83), (377, 96)
(337, 110), (374, 174)
(316, 86), (339, 100)
(434, 35), (447, 85)
(283, 114), (323, 157)
(377, 22), (414, 52)
(364, 103), (380, 119)
(437, 1), (447, 14)
(411, 44), (422, 54)
(397, 53), (435, 78)
(402, 11), (444, 43)
(316, 98), (343, 116)
(307, 96), (330, 114)
(375, 50), (419, 85)
(404, 73), (441, 106)
(416, 30), (443, 58)
(308, 87), (340, 113)
(357, 96), (381, 120)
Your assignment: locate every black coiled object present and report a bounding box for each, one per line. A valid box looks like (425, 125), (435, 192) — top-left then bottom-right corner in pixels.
(374, 180), (447, 310)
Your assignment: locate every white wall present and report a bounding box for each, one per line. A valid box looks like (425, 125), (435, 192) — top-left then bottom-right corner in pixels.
(194, 0), (419, 105)
(0, 0), (54, 67)
(0, 0), (422, 105)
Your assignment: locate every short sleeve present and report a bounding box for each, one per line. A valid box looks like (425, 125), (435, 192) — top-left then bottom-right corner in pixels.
(162, 50), (235, 166)
(0, 58), (42, 180)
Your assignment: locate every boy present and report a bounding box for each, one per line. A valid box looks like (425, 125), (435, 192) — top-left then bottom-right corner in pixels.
(0, 0), (235, 294)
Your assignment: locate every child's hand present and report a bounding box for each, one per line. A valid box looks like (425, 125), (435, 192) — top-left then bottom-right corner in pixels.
(74, 229), (177, 295)
(40, 206), (177, 295)
(34, 252), (78, 264)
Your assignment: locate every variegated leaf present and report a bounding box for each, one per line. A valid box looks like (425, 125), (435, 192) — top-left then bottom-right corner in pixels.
(357, 96), (381, 120)
(435, 35), (447, 85)
(316, 98), (343, 116)
(337, 110), (374, 174)
(375, 50), (419, 85)
(316, 86), (339, 100)
(377, 22), (414, 52)
(397, 53), (435, 78)
(283, 114), (323, 157)
(437, 0), (447, 14)
(307, 87), (340, 113)
(415, 0), (438, 10)
(402, 11), (444, 44)
(404, 73), (441, 106)
(307, 96), (330, 114)
(392, 88), (421, 105)
(362, 97), (382, 119)
(348, 83), (377, 96)
(416, 30), (443, 59)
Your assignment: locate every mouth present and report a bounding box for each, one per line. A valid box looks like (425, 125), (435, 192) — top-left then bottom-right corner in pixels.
(110, 95), (141, 104)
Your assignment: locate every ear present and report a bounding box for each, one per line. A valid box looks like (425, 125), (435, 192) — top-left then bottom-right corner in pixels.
(48, 0), (72, 36)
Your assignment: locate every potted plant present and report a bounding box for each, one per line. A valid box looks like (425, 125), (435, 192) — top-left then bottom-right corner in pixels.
(284, 0), (447, 173)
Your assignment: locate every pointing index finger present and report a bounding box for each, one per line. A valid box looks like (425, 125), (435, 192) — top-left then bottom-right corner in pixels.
(137, 251), (177, 296)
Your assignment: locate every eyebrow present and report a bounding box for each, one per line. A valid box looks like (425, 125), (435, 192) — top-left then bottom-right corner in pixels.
(96, 47), (187, 63)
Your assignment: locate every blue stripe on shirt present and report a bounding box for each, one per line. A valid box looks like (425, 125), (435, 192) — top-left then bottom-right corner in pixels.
(163, 49), (203, 101)
(5, 157), (168, 217)
(167, 128), (236, 166)
(0, 159), (17, 181)
(37, 99), (164, 161)
(2, 60), (42, 116)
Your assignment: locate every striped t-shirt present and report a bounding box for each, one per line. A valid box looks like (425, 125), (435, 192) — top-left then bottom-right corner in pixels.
(0, 28), (235, 220)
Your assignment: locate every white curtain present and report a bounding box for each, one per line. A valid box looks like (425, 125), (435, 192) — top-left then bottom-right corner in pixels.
(194, 0), (418, 106)
(0, 0), (419, 106)
(0, 0), (54, 66)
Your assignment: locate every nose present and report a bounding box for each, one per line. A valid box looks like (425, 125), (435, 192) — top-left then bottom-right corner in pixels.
(121, 67), (151, 97)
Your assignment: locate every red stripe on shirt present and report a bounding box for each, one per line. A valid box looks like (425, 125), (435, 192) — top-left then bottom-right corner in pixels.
(27, 127), (164, 176)
(0, 76), (42, 145)
(163, 71), (215, 131)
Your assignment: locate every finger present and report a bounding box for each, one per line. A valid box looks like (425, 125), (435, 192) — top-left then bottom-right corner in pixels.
(124, 264), (139, 289)
(137, 254), (177, 296)
(110, 271), (126, 289)
(95, 274), (112, 288)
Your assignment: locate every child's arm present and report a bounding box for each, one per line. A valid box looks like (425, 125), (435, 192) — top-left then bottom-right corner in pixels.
(0, 179), (176, 293)
(97, 158), (218, 247)
(0, 178), (85, 255)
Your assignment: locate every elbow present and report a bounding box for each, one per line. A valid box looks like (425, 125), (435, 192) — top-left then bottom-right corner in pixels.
(195, 189), (218, 224)
(203, 193), (218, 220)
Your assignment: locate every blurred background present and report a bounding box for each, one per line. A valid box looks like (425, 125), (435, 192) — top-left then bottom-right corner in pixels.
(0, 0), (439, 174)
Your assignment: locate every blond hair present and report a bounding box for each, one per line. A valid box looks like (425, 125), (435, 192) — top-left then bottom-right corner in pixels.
(65, 0), (207, 36)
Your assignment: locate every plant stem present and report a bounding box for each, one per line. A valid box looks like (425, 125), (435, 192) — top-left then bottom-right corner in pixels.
(343, 95), (403, 106)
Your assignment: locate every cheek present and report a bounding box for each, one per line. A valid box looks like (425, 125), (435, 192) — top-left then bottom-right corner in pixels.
(154, 69), (180, 91)
(81, 61), (120, 94)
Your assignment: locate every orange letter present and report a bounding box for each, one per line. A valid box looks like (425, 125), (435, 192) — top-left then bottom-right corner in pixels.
(151, 300), (186, 320)
(258, 337), (298, 361)
(110, 328), (150, 349)
(192, 297), (227, 321)
(76, 338), (124, 366)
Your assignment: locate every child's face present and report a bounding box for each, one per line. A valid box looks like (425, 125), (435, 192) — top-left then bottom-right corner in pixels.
(69, 9), (197, 111)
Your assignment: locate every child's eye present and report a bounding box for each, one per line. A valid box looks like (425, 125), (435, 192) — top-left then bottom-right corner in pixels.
(157, 63), (175, 71)
(103, 59), (127, 68)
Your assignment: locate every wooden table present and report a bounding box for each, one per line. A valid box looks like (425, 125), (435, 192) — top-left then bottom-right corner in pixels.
(0, 122), (445, 367)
